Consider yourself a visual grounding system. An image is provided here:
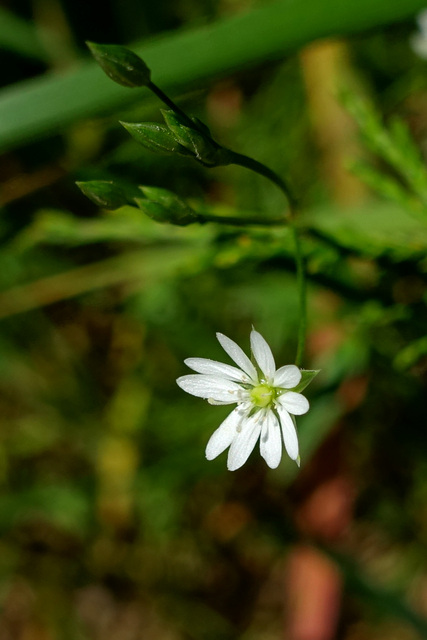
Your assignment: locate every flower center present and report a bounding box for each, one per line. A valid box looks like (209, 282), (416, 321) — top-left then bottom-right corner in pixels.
(250, 383), (274, 408)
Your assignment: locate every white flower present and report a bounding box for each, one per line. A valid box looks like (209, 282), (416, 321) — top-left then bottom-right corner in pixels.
(176, 329), (310, 471)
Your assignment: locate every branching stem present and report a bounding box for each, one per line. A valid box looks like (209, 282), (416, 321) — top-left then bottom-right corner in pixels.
(147, 82), (307, 365)
(228, 152), (307, 367)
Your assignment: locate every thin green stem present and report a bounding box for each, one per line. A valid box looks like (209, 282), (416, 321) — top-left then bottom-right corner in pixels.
(226, 150), (298, 209)
(291, 225), (307, 367)
(146, 81), (307, 364)
(148, 81), (209, 136)
(228, 151), (307, 366)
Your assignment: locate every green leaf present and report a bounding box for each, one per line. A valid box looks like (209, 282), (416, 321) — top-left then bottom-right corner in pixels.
(0, 245), (204, 319)
(0, 7), (48, 62)
(293, 369), (320, 393)
(325, 547), (427, 639)
(1, 0), (425, 152)
(12, 207), (182, 249)
(86, 41), (151, 88)
(0, 484), (90, 535)
(343, 91), (427, 212)
(350, 160), (419, 213)
(303, 202), (427, 262)
(394, 336), (427, 371)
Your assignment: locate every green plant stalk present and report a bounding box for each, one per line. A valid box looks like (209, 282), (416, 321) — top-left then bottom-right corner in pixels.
(148, 81), (203, 134)
(291, 225), (307, 367)
(227, 151), (298, 209)
(146, 84), (307, 365)
(226, 151), (307, 366)
(131, 85), (299, 203)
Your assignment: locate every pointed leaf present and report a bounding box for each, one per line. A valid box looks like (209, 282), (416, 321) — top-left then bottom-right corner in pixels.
(292, 369), (320, 393)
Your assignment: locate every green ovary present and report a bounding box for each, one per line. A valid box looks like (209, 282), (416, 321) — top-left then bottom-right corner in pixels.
(250, 384), (274, 408)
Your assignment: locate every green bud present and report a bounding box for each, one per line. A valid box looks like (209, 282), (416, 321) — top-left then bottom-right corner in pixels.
(134, 199), (173, 224)
(120, 122), (192, 156)
(87, 42), (151, 88)
(190, 116), (212, 138)
(161, 110), (228, 167)
(136, 186), (198, 226)
(76, 180), (129, 209)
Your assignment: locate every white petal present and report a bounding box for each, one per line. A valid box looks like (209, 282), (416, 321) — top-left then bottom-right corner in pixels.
(273, 364), (301, 389)
(278, 391), (309, 415)
(216, 333), (258, 381)
(184, 357), (250, 383)
(176, 374), (242, 404)
(250, 330), (276, 380)
(260, 411), (282, 469)
(227, 414), (262, 471)
(205, 407), (242, 460)
(277, 406), (299, 460)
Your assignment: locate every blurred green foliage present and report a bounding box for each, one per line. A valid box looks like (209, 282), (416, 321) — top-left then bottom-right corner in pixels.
(0, 1), (427, 639)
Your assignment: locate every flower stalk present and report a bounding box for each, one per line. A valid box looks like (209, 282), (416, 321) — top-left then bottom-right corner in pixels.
(87, 42), (308, 366)
(144, 86), (308, 365)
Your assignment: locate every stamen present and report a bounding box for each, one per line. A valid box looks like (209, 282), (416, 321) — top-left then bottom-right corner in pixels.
(236, 389), (250, 403)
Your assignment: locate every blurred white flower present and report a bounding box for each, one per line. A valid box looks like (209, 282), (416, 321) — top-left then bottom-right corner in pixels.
(177, 329), (311, 471)
(411, 10), (427, 59)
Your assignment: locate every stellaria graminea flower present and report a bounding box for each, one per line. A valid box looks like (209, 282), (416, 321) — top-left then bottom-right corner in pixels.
(177, 329), (316, 471)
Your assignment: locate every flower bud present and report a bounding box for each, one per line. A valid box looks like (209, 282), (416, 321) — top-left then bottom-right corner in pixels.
(135, 186), (198, 226)
(120, 122), (192, 156)
(161, 110), (229, 167)
(76, 180), (130, 209)
(87, 42), (151, 88)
